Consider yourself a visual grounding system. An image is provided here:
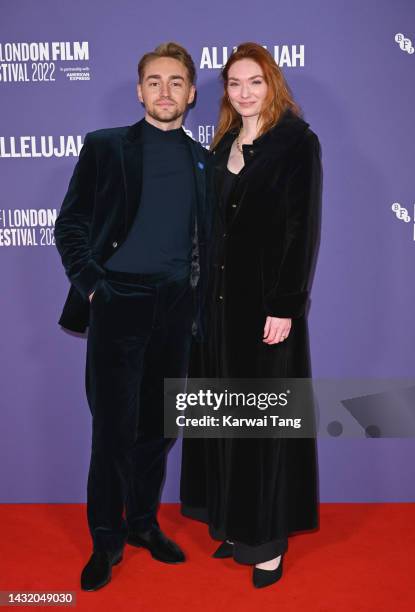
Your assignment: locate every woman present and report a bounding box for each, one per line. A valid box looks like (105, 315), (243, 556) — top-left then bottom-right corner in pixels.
(181, 42), (322, 588)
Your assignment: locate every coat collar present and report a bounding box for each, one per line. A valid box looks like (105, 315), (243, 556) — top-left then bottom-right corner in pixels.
(213, 108), (310, 164)
(124, 119), (143, 143)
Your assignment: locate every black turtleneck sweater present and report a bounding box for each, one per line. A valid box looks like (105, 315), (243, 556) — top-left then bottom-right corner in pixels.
(105, 119), (195, 278)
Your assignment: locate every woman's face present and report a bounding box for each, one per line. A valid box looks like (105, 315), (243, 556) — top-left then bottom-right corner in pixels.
(226, 59), (268, 119)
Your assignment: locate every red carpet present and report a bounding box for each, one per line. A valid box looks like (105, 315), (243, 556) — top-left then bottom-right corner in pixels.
(0, 503), (413, 611)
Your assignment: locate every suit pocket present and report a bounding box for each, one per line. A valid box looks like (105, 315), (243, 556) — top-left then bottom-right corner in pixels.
(90, 278), (106, 306)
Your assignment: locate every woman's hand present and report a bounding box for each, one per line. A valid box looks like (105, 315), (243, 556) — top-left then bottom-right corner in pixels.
(263, 316), (292, 344)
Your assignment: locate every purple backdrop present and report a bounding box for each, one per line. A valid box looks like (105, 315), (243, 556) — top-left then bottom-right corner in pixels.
(1, 0), (414, 503)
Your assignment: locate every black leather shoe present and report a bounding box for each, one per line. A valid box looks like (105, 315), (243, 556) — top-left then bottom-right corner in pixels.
(253, 555), (284, 588)
(81, 550), (123, 591)
(212, 540), (234, 559)
(127, 526), (185, 564)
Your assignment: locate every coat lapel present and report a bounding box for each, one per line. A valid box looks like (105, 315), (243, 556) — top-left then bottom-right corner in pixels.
(212, 133), (234, 226)
(121, 120), (143, 235)
(185, 135), (206, 224)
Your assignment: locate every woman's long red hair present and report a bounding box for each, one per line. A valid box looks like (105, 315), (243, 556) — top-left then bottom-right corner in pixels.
(211, 42), (301, 150)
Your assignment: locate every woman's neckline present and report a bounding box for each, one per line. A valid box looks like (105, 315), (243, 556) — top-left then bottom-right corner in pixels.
(225, 166), (240, 176)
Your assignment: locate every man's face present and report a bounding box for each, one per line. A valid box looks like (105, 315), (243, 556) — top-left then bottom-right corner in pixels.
(138, 57), (195, 127)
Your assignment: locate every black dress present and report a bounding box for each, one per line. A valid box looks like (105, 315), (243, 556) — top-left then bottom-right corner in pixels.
(181, 109), (321, 565)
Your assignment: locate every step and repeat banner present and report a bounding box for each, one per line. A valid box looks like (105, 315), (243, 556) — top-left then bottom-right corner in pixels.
(1, 0), (414, 502)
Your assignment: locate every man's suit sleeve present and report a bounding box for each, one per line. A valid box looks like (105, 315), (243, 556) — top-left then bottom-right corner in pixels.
(54, 133), (106, 300)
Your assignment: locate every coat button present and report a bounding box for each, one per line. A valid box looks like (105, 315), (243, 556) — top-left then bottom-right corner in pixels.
(248, 149), (254, 155)
(112, 241), (118, 248)
(222, 233), (227, 238)
(219, 295), (223, 300)
(232, 203), (237, 208)
(221, 265), (225, 270)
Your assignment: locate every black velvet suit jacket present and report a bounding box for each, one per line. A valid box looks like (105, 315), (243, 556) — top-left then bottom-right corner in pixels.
(55, 119), (212, 334)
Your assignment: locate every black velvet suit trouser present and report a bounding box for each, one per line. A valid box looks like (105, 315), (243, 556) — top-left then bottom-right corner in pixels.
(85, 269), (192, 553)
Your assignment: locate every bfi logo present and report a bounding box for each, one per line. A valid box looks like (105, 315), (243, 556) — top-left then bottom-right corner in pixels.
(394, 33), (414, 54)
(391, 202), (415, 240)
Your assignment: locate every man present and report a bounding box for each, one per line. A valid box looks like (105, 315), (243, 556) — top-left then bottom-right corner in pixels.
(55, 42), (211, 591)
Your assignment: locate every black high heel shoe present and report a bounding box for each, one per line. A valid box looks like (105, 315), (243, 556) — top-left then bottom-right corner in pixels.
(252, 554), (284, 588)
(212, 540), (234, 559)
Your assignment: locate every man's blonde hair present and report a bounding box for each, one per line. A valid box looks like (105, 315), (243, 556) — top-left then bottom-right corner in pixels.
(138, 42), (196, 84)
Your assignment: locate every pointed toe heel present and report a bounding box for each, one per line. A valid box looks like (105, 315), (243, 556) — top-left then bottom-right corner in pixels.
(252, 555), (284, 588)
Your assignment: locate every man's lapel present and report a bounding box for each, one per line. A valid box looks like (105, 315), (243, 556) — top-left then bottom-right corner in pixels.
(185, 135), (206, 220)
(121, 120), (144, 235)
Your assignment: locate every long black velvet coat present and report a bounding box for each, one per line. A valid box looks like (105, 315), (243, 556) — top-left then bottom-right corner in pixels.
(180, 109), (322, 553)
